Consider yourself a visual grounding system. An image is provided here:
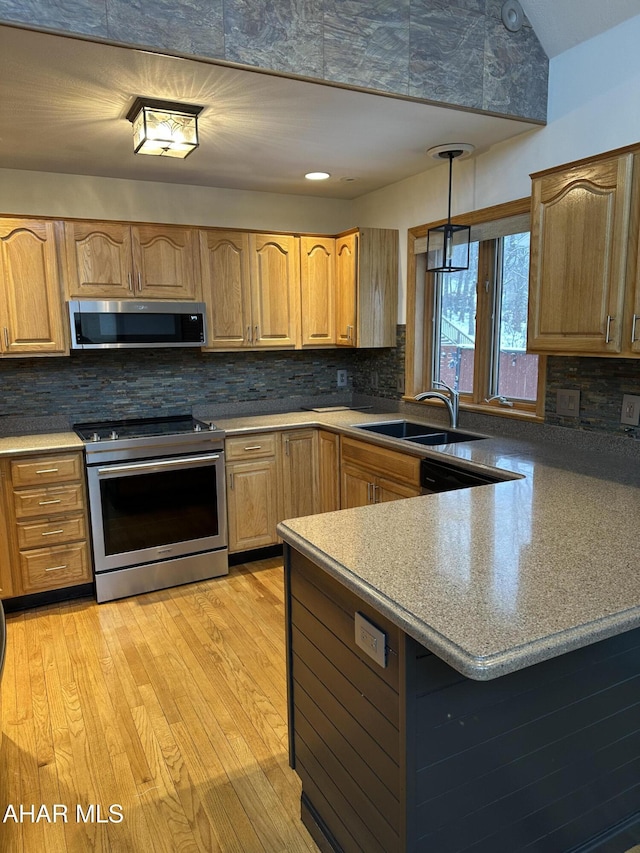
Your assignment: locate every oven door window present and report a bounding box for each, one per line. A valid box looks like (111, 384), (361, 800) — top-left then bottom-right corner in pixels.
(99, 463), (219, 555)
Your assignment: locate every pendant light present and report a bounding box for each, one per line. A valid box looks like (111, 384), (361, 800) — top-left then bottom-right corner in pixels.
(426, 144), (474, 273)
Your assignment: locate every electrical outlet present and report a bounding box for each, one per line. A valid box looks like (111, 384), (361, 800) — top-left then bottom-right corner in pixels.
(556, 389), (580, 417)
(336, 369), (348, 388)
(621, 394), (640, 426)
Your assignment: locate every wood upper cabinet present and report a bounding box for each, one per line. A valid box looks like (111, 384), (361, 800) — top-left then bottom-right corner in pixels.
(335, 228), (399, 348)
(200, 230), (252, 349)
(335, 232), (357, 346)
(64, 220), (199, 300)
(528, 152), (634, 354)
(300, 236), (336, 347)
(0, 218), (67, 356)
(340, 436), (421, 508)
(202, 230), (300, 350)
(280, 429), (318, 521)
(249, 233), (300, 348)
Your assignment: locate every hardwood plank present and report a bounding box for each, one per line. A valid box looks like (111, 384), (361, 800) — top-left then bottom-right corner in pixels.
(0, 560), (317, 852)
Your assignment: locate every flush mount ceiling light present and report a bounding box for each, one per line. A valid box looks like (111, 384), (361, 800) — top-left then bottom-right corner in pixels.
(426, 143), (474, 274)
(305, 171), (331, 180)
(126, 97), (203, 159)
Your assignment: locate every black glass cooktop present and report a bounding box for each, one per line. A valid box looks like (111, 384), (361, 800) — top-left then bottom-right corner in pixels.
(74, 414), (211, 442)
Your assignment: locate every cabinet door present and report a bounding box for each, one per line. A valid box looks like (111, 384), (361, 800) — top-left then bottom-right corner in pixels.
(318, 430), (340, 513)
(341, 462), (372, 509)
(64, 220), (133, 298)
(249, 233), (300, 348)
(528, 154), (633, 354)
(281, 429), (317, 520)
(226, 459), (278, 552)
(200, 230), (251, 349)
(132, 224), (198, 299)
(0, 219), (67, 355)
(335, 232), (358, 347)
(0, 467), (14, 598)
(300, 236), (336, 347)
(375, 476), (421, 503)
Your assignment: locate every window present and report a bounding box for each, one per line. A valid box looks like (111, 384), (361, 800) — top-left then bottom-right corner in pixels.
(407, 200), (544, 419)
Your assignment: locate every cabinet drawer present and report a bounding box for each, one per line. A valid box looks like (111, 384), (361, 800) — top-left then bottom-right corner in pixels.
(10, 453), (83, 487)
(13, 483), (85, 519)
(16, 513), (86, 550)
(19, 542), (91, 593)
(341, 436), (420, 487)
(226, 433), (277, 461)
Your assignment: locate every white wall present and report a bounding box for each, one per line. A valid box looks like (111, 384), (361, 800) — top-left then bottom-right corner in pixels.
(353, 14), (640, 321)
(0, 169), (353, 235)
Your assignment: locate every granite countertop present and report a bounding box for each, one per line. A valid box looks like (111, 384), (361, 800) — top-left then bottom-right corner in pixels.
(2, 408), (639, 683)
(247, 409), (640, 682)
(0, 431), (83, 457)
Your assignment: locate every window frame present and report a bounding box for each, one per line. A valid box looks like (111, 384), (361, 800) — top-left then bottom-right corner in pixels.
(405, 198), (546, 421)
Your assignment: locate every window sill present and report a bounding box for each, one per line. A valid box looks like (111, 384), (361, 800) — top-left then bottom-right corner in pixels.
(403, 396), (544, 423)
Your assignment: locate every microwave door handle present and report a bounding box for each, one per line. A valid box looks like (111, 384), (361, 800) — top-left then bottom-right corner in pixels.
(96, 453), (220, 479)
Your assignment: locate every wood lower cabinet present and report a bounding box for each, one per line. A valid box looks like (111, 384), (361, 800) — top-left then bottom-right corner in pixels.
(317, 430), (340, 513)
(64, 220), (199, 300)
(225, 434), (280, 552)
(0, 218), (67, 356)
(0, 474), (14, 598)
(1, 449), (91, 597)
(340, 436), (421, 508)
(528, 149), (639, 355)
(281, 429), (318, 521)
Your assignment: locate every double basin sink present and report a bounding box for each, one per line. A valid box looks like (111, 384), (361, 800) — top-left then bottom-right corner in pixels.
(354, 419), (486, 446)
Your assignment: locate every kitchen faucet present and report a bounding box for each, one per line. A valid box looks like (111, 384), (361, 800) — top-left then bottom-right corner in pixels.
(414, 380), (459, 429)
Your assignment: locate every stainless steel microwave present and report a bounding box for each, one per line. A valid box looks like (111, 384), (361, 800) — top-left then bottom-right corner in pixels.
(68, 300), (207, 349)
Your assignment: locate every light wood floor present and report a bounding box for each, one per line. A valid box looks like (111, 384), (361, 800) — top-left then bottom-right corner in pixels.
(0, 557), (320, 853)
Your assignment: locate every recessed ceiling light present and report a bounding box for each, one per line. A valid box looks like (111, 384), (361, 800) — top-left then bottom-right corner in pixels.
(305, 171), (331, 181)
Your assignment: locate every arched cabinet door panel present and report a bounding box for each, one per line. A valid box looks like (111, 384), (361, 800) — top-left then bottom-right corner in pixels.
(249, 233), (300, 348)
(528, 153), (633, 354)
(0, 219), (67, 355)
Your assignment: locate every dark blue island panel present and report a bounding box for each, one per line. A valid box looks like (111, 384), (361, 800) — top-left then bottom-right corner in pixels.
(284, 545), (640, 853)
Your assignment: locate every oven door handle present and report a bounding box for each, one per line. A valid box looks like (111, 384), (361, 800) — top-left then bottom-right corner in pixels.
(96, 454), (221, 479)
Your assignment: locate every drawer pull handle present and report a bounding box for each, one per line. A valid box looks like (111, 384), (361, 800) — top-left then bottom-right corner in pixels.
(44, 564), (67, 572)
(244, 445), (262, 451)
(36, 468), (59, 474)
(38, 499), (62, 505)
(41, 529), (65, 536)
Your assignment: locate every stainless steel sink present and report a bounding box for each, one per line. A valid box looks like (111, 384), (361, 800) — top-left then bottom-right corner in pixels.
(353, 420), (486, 445)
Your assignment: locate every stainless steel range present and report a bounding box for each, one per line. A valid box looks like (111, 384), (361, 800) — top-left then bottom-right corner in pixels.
(74, 415), (228, 603)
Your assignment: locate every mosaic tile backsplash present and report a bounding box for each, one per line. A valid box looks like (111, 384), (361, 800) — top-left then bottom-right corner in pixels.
(1, 333), (638, 441)
(0, 347), (362, 423)
(546, 356), (640, 437)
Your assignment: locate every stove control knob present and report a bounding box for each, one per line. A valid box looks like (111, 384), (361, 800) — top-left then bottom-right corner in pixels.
(208, 422), (216, 431)
(109, 430), (119, 440)
(194, 423), (202, 432)
(91, 432), (101, 442)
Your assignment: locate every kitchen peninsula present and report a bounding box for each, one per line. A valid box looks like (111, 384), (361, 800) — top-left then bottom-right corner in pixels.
(274, 417), (640, 853)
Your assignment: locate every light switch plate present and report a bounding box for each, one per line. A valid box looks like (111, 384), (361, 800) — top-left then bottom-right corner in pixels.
(621, 394), (640, 426)
(355, 612), (387, 669)
(556, 389), (580, 417)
